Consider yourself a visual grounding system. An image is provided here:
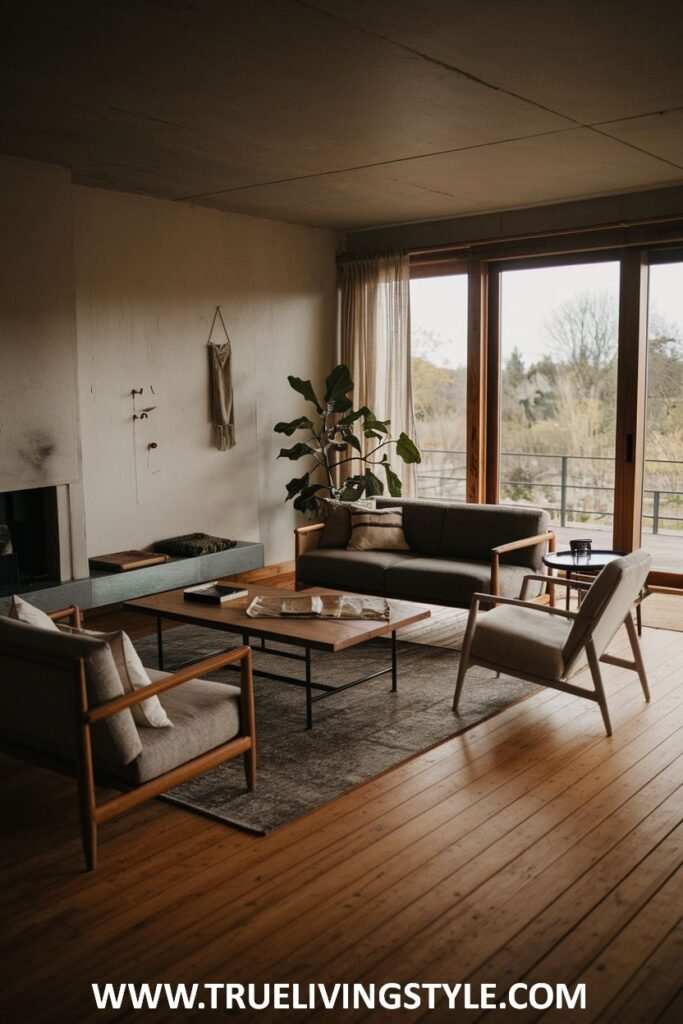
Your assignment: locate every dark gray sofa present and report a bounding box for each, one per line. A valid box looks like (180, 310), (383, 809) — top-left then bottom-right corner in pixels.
(295, 497), (554, 607)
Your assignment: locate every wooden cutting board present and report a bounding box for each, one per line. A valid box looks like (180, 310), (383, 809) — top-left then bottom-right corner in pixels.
(88, 550), (170, 572)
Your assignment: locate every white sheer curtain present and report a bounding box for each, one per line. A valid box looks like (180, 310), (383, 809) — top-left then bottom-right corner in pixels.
(339, 251), (418, 497)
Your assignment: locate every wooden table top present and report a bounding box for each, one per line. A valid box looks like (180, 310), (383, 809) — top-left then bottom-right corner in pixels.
(124, 584), (431, 653)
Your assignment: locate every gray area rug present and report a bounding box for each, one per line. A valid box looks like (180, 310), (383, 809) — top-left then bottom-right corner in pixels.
(133, 619), (535, 834)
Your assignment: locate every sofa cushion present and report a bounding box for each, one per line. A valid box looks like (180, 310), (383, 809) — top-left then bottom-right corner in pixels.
(318, 498), (375, 548)
(110, 674), (242, 784)
(0, 614), (142, 767)
(297, 548), (418, 593)
(471, 604), (571, 680)
(384, 558), (535, 606)
(438, 503), (549, 568)
(376, 497), (446, 556)
(347, 508), (410, 551)
(9, 594), (58, 631)
(59, 624), (172, 730)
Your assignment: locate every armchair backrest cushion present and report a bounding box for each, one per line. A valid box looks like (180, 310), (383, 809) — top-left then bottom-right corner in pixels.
(562, 550), (651, 671)
(0, 615), (142, 767)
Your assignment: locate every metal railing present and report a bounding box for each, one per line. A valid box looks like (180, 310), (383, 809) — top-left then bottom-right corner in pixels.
(417, 449), (683, 534)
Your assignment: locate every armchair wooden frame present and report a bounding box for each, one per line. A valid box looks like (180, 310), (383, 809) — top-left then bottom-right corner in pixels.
(1, 606), (256, 871)
(453, 575), (650, 736)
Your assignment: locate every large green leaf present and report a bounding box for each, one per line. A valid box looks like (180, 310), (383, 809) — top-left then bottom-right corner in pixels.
(290, 479), (325, 512)
(324, 364), (354, 412)
(363, 412), (390, 438)
(293, 483), (325, 513)
(277, 442), (316, 460)
(274, 416), (314, 436)
(285, 473), (309, 501)
(288, 375), (322, 413)
(339, 475), (366, 501)
(343, 430), (362, 454)
(396, 432), (421, 464)
(338, 405), (370, 426)
(363, 468), (385, 496)
(382, 459), (403, 497)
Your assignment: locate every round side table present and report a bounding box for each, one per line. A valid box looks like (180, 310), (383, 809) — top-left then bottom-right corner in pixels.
(542, 549), (647, 636)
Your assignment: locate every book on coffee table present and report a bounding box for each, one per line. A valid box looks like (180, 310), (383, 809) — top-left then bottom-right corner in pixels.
(246, 594), (390, 620)
(183, 582), (248, 605)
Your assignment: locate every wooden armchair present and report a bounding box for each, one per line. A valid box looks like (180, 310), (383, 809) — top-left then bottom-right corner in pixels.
(0, 606), (256, 870)
(453, 551), (652, 736)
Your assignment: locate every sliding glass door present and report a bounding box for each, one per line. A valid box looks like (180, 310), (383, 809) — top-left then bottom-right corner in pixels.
(410, 245), (683, 586)
(409, 273), (468, 500)
(641, 259), (683, 572)
(498, 259), (621, 548)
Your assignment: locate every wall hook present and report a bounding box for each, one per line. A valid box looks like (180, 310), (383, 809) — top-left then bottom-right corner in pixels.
(131, 388), (144, 396)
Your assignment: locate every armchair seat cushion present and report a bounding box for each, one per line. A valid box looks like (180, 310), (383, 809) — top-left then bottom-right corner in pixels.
(108, 672), (242, 785)
(471, 605), (572, 680)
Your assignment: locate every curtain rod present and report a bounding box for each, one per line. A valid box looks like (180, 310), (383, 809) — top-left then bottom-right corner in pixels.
(407, 212), (683, 257)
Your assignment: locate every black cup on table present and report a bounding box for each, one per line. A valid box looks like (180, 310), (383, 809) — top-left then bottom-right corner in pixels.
(569, 538), (592, 561)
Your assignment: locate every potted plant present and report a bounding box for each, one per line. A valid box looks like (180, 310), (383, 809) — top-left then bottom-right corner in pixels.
(275, 364), (421, 516)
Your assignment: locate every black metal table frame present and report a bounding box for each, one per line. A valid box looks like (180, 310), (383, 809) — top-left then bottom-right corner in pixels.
(153, 616), (398, 729)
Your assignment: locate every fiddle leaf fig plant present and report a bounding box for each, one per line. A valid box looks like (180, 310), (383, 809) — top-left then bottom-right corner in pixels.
(275, 363), (421, 515)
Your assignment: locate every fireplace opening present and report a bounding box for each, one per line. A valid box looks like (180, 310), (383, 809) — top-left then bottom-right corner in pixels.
(0, 487), (61, 595)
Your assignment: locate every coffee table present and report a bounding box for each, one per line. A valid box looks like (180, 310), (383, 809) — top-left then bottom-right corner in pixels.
(125, 585), (430, 728)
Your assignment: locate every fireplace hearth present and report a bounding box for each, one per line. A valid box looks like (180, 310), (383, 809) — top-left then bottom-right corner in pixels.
(0, 487), (61, 594)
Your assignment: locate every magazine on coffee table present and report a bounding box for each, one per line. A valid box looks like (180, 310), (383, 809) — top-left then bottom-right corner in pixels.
(246, 594), (390, 620)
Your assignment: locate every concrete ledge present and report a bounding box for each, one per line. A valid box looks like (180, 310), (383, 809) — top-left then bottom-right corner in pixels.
(0, 540), (264, 614)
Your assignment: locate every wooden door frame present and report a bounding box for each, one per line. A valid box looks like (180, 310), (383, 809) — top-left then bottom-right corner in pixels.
(613, 249), (649, 554)
(466, 260), (488, 503)
(485, 264), (501, 503)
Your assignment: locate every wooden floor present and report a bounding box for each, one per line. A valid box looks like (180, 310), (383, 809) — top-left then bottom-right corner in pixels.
(1, 581), (681, 1022)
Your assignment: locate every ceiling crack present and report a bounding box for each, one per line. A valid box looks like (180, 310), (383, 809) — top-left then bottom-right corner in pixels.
(288, 0), (584, 126)
(175, 126), (579, 202)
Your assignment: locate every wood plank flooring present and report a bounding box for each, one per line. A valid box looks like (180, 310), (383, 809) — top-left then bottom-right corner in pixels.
(0, 584), (681, 1023)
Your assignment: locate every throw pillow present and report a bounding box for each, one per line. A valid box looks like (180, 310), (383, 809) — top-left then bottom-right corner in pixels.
(318, 497), (376, 548)
(347, 508), (411, 551)
(59, 624), (173, 729)
(9, 594), (59, 631)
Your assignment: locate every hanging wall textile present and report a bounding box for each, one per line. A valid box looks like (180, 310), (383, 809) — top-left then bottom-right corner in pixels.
(207, 306), (236, 450)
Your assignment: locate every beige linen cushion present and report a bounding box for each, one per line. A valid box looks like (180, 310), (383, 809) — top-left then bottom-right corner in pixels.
(9, 594), (59, 631)
(347, 508), (410, 552)
(0, 613), (142, 766)
(59, 623), (173, 729)
(318, 497), (376, 548)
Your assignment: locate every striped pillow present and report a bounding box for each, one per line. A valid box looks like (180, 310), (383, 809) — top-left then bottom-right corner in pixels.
(347, 508), (410, 551)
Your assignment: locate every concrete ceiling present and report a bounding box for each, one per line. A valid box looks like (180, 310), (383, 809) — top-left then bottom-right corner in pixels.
(2, 0), (683, 230)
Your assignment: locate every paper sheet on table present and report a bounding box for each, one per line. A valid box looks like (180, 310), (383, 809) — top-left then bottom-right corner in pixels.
(245, 594), (390, 620)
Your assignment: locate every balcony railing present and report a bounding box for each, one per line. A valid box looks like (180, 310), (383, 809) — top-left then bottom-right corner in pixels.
(417, 449), (683, 534)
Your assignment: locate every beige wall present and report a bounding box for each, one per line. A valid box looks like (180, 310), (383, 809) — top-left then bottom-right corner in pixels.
(0, 156), (80, 491)
(73, 187), (336, 563)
